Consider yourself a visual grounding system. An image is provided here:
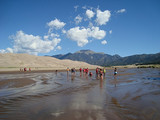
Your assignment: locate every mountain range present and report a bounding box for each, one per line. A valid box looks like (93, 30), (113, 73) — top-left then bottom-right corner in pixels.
(52, 50), (160, 66)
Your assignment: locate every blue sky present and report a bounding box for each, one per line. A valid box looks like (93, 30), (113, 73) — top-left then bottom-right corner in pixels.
(0, 0), (160, 57)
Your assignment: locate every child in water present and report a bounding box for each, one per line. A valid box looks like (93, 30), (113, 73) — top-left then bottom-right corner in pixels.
(89, 72), (93, 77)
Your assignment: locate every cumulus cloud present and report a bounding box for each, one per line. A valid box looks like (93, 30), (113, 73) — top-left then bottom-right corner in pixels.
(101, 40), (107, 45)
(67, 27), (89, 47)
(96, 9), (111, 25)
(117, 9), (126, 13)
(74, 15), (82, 24)
(67, 26), (106, 47)
(89, 27), (106, 39)
(86, 9), (95, 19)
(0, 6), (118, 54)
(62, 29), (66, 34)
(47, 18), (66, 33)
(0, 31), (61, 55)
(0, 48), (14, 53)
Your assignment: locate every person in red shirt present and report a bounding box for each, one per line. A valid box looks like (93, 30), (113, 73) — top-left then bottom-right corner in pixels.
(24, 67), (27, 72)
(86, 68), (89, 75)
(79, 68), (82, 73)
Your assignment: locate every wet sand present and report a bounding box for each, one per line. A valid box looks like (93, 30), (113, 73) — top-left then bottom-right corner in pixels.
(0, 78), (35, 89)
(0, 68), (160, 120)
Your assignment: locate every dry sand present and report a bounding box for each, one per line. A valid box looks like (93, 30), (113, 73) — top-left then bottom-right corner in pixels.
(0, 53), (99, 72)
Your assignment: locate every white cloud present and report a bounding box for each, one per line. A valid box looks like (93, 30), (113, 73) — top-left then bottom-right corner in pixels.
(0, 48), (14, 53)
(67, 26), (106, 47)
(0, 49), (6, 53)
(1, 30), (61, 55)
(67, 27), (89, 47)
(47, 18), (66, 32)
(96, 9), (111, 25)
(74, 15), (82, 24)
(50, 33), (60, 38)
(6, 48), (13, 53)
(43, 35), (49, 40)
(101, 40), (107, 45)
(89, 27), (106, 39)
(86, 9), (95, 19)
(57, 46), (62, 50)
(88, 22), (93, 28)
(117, 9), (126, 13)
(109, 30), (112, 34)
(62, 29), (66, 34)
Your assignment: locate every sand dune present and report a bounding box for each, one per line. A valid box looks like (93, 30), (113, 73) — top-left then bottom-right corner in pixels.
(0, 53), (99, 71)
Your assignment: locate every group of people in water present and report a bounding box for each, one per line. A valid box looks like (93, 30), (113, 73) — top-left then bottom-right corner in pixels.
(67, 67), (117, 80)
(19, 67), (118, 79)
(20, 67), (31, 72)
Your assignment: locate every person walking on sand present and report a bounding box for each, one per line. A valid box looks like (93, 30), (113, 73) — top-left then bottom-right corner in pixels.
(114, 68), (117, 75)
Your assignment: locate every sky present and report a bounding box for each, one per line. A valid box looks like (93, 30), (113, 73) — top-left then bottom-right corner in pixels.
(0, 0), (160, 57)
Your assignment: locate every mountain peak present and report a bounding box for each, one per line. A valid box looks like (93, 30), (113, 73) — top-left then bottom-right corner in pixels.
(75, 50), (95, 54)
(51, 50), (160, 66)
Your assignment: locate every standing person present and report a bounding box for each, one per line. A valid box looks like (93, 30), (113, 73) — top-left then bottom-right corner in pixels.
(71, 68), (75, 76)
(71, 68), (76, 81)
(86, 68), (89, 75)
(114, 68), (117, 75)
(67, 67), (70, 74)
(79, 68), (82, 74)
(79, 68), (82, 76)
(96, 67), (99, 78)
(24, 67), (27, 72)
(79, 68), (82, 73)
(100, 69), (103, 80)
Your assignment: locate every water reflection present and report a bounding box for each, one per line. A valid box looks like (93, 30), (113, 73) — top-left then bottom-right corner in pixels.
(100, 79), (103, 89)
(0, 68), (160, 120)
(114, 76), (117, 87)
